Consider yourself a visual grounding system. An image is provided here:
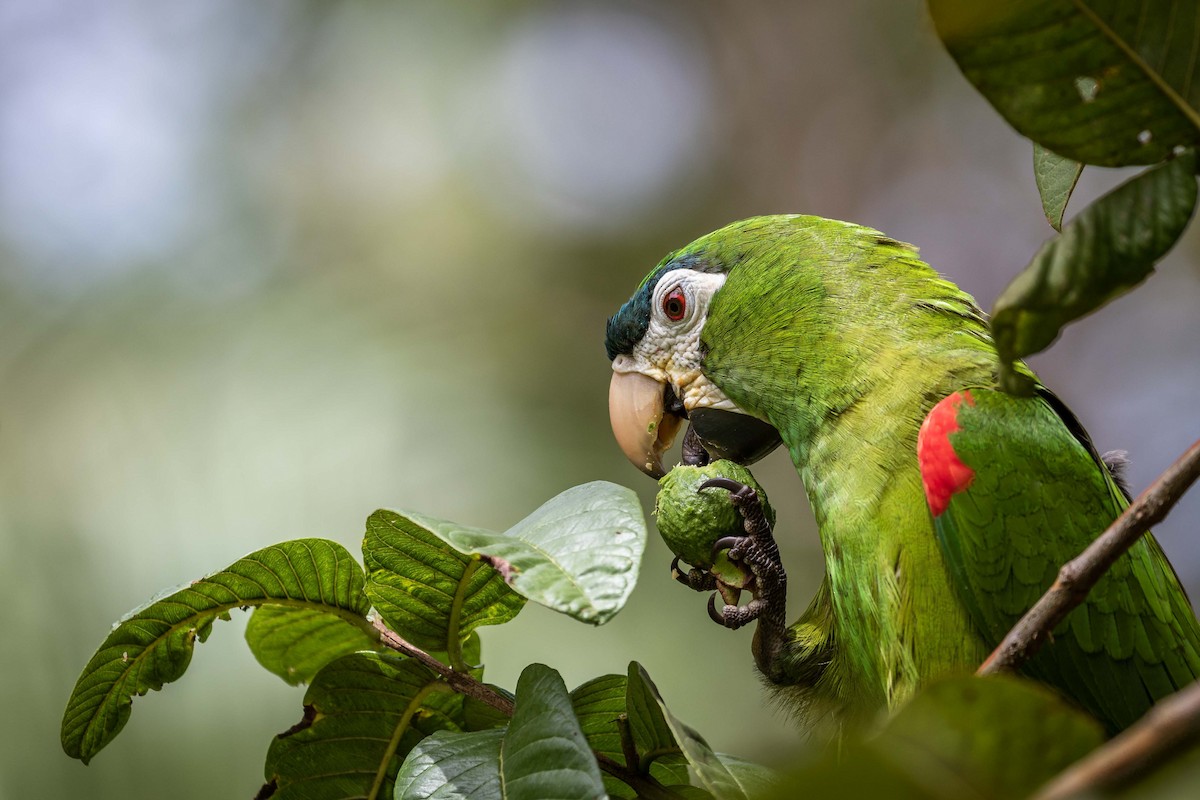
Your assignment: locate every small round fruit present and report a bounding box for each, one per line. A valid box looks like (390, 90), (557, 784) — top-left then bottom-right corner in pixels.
(653, 460), (775, 571)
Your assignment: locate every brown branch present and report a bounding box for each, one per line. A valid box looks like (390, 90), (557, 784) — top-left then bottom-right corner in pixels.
(371, 616), (514, 716)
(978, 438), (1200, 676)
(1031, 678), (1200, 800)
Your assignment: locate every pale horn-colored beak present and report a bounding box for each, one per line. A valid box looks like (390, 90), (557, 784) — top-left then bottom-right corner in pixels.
(608, 370), (684, 479)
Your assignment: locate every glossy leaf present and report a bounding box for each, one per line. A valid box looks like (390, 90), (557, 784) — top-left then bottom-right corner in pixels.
(393, 729), (505, 800)
(500, 663), (606, 800)
(634, 664), (750, 800)
(247, 605), (381, 685)
(264, 653), (463, 800)
(377, 482), (646, 626)
(992, 151), (1197, 387)
(1033, 144), (1083, 231)
(363, 509), (526, 653)
(62, 539), (372, 763)
(929, 0), (1200, 166)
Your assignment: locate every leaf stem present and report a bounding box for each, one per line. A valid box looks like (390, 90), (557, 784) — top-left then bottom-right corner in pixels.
(979, 438), (1200, 675)
(1031, 678), (1200, 799)
(617, 713), (638, 770)
(445, 559), (478, 673)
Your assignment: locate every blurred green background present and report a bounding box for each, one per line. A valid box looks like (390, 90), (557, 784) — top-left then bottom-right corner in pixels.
(3, 1), (1199, 797)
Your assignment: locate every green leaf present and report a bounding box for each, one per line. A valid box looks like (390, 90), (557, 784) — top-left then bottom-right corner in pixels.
(570, 672), (688, 799)
(879, 675), (1104, 799)
(634, 664), (748, 800)
(1033, 143), (1083, 231)
(363, 510), (526, 654)
(762, 675), (1103, 800)
(929, 1), (1200, 166)
(500, 663), (606, 800)
(265, 652), (463, 800)
(713, 754), (778, 798)
(991, 152), (1197, 382)
(62, 539), (372, 764)
(376, 482), (646, 626)
(392, 728), (505, 800)
(625, 663), (684, 774)
(247, 605), (382, 685)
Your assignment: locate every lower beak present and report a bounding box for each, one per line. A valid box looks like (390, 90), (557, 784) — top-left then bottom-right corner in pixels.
(608, 371), (684, 479)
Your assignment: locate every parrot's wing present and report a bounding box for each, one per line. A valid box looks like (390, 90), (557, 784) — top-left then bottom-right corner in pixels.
(918, 387), (1200, 732)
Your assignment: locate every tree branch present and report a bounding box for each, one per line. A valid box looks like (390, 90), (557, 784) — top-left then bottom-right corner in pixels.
(1032, 678), (1200, 800)
(978, 438), (1200, 676)
(371, 616), (514, 716)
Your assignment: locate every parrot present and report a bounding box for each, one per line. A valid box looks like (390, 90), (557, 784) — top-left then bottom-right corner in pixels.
(604, 214), (1200, 736)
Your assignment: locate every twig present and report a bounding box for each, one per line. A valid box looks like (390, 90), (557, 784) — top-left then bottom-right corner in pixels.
(371, 617), (684, 798)
(978, 438), (1200, 676)
(1031, 679), (1200, 800)
(371, 616), (514, 716)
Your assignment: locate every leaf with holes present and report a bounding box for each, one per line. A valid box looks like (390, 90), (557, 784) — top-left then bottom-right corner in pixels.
(992, 151), (1197, 388)
(377, 482), (645, 629)
(61, 539), (372, 764)
(363, 510), (526, 656)
(930, 0), (1200, 166)
(263, 653), (463, 800)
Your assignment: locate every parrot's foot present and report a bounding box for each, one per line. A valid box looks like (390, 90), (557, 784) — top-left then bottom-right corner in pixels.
(698, 477), (788, 641)
(671, 555), (716, 592)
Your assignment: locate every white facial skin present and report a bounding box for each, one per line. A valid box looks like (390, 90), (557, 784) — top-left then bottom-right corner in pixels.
(610, 268), (738, 413)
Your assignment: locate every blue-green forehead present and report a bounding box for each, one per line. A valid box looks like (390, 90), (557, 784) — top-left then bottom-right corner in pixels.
(604, 251), (724, 361)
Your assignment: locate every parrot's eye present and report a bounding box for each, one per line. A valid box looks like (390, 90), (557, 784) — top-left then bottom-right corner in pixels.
(662, 286), (687, 321)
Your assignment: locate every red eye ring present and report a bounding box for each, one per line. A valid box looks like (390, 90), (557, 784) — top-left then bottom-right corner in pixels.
(662, 286), (687, 321)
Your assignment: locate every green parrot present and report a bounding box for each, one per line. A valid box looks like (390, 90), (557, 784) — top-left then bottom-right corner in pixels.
(605, 214), (1200, 735)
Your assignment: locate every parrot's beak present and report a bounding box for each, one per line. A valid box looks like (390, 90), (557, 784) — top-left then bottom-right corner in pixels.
(608, 371), (684, 479)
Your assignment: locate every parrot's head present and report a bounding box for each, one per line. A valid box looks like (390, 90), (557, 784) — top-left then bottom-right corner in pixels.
(605, 214), (983, 479)
(604, 217), (792, 479)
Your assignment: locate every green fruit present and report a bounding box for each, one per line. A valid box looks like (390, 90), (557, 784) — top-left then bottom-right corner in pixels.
(653, 460), (775, 571)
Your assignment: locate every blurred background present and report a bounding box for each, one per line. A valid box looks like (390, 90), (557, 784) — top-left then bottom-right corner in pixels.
(3, 1), (1198, 797)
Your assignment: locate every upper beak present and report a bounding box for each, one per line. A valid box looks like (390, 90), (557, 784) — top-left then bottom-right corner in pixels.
(608, 370), (684, 479)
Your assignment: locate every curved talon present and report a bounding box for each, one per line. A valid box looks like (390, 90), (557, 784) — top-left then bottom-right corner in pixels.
(698, 477), (747, 494)
(712, 535), (744, 561)
(708, 592), (725, 624)
(670, 555), (691, 587)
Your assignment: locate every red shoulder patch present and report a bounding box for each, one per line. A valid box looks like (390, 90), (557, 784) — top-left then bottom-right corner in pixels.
(917, 391), (976, 518)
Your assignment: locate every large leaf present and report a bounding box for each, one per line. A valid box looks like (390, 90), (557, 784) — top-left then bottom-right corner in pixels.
(500, 663), (606, 800)
(570, 672), (688, 798)
(363, 510), (526, 655)
(264, 653), (463, 800)
(393, 729), (505, 800)
(991, 151), (1197, 388)
(247, 605), (381, 685)
(1033, 143), (1083, 231)
(375, 482), (645, 627)
(762, 675), (1103, 800)
(930, 0), (1200, 166)
(62, 538), (372, 763)
(634, 665), (750, 800)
